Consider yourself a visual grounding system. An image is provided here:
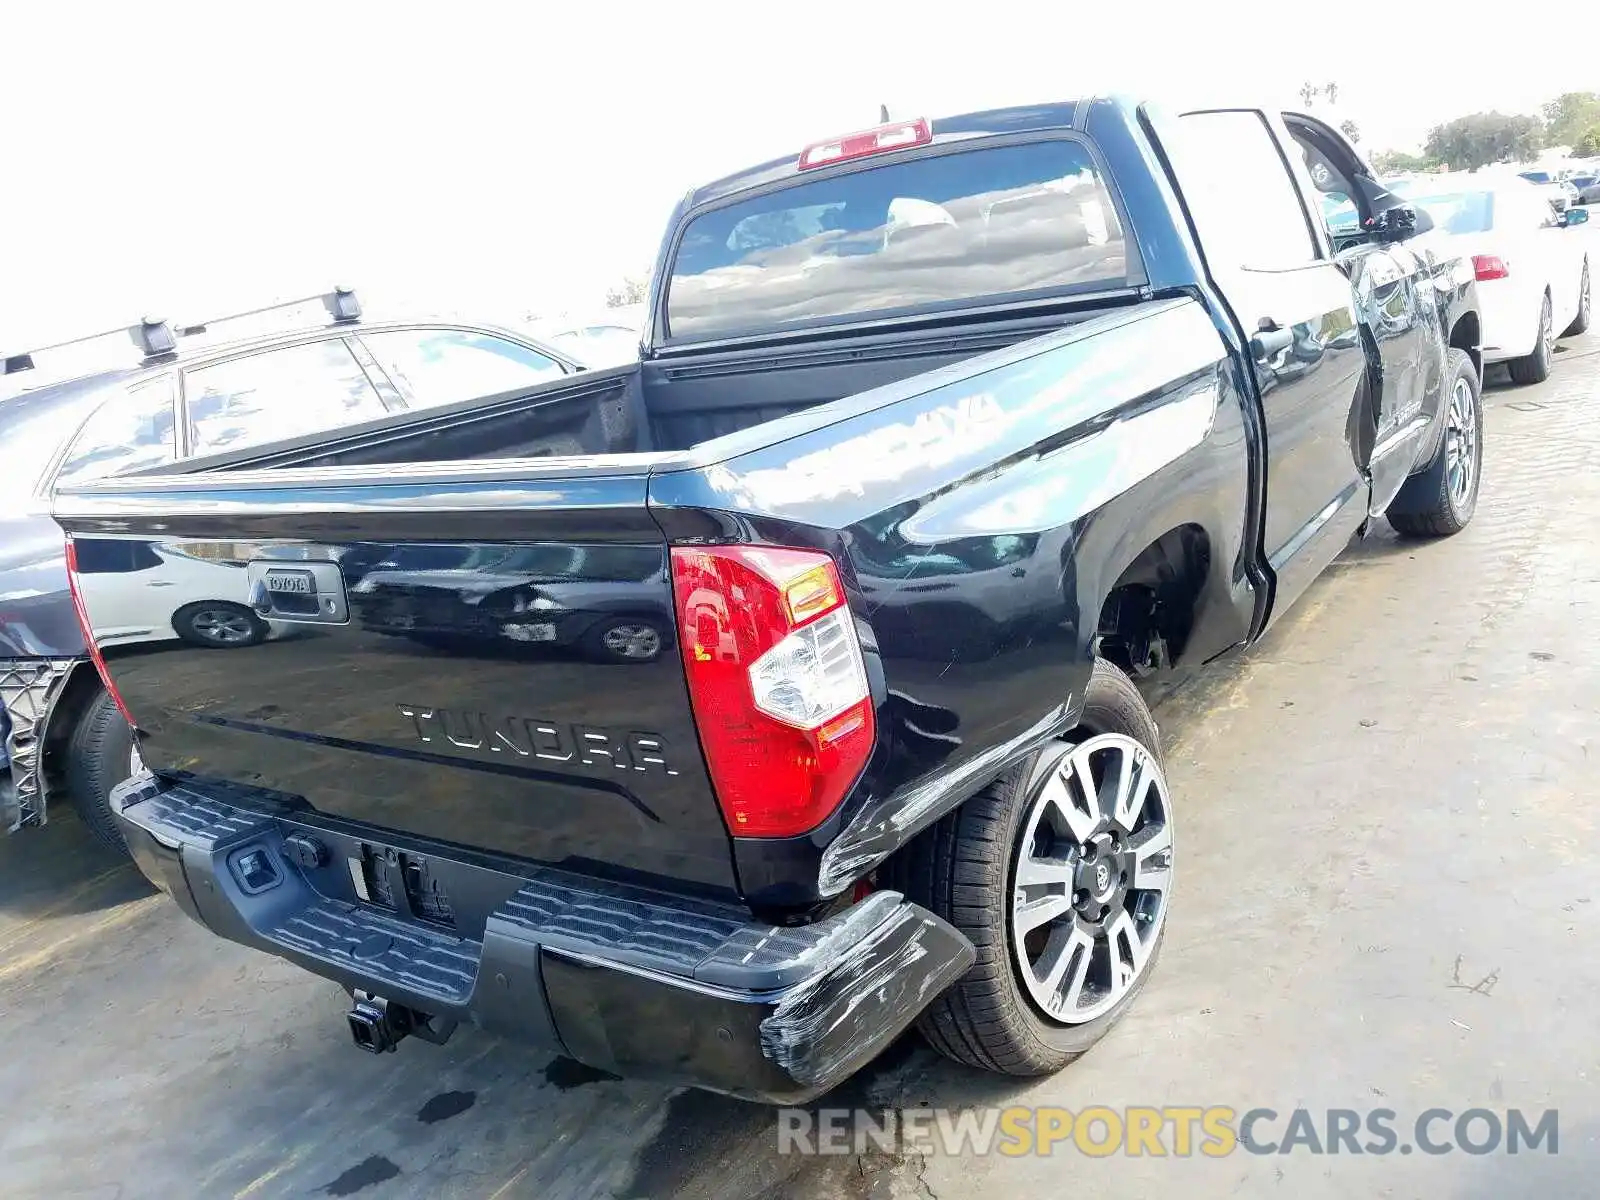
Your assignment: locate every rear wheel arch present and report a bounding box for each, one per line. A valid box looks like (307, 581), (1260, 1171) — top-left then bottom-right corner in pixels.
(39, 659), (104, 770)
(1092, 524), (1213, 678)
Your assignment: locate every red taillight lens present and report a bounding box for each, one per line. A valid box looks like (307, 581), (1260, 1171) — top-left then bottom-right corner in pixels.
(64, 538), (136, 727)
(1472, 254), (1509, 281)
(670, 546), (874, 838)
(798, 118), (932, 171)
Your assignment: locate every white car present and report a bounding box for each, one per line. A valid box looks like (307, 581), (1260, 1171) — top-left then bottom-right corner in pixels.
(1394, 173), (1591, 384)
(531, 305), (644, 368)
(73, 541), (285, 648)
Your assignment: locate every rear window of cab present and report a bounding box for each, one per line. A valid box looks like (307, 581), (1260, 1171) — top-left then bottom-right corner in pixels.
(666, 139), (1132, 341)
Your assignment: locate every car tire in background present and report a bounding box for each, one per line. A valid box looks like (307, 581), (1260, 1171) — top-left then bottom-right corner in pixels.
(1386, 349), (1483, 538)
(171, 601), (269, 649)
(1508, 293), (1554, 386)
(882, 659), (1173, 1076)
(1562, 262), (1590, 338)
(584, 617), (665, 664)
(65, 688), (134, 854)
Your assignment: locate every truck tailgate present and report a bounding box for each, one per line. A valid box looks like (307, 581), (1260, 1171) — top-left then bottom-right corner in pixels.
(56, 464), (738, 893)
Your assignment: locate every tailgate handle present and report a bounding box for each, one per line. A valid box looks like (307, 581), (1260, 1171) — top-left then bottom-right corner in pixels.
(245, 560), (350, 625)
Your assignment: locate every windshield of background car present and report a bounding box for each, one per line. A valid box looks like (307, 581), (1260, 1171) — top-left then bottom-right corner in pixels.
(1386, 179), (1495, 234)
(1325, 179), (1494, 237)
(666, 138), (1131, 340)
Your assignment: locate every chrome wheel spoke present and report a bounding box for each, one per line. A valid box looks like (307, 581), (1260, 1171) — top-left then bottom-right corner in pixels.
(1054, 747), (1105, 843)
(1107, 911), (1147, 998)
(1112, 749), (1154, 834)
(1040, 924), (1096, 1011)
(1129, 820), (1174, 891)
(1015, 852), (1073, 889)
(1014, 890), (1075, 936)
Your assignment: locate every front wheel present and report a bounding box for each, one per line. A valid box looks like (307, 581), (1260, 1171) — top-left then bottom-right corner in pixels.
(1562, 263), (1590, 337)
(882, 659), (1172, 1075)
(1386, 348), (1482, 538)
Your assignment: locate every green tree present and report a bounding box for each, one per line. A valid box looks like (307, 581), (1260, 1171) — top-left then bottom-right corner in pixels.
(1370, 149), (1440, 175)
(1541, 92), (1600, 149)
(1573, 123), (1600, 158)
(1339, 119), (1360, 144)
(1424, 112), (1543, 170)
(605, 274), (650, 308)
(1324, 81), (1340, 106)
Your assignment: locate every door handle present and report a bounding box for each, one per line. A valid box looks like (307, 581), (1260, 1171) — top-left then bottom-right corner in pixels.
(1250, 325), (1295, 359)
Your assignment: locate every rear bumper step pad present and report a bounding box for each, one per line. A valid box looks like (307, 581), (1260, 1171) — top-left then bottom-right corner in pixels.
(111, 772), (974, 1103)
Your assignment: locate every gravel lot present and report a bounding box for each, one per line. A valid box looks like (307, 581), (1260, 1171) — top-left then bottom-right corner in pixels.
(3, 329), (1598, 1200)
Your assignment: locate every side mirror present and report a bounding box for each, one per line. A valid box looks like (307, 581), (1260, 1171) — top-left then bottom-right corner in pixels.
(1564, 207), (1590, 226)
(1367, 204), (1420, 242)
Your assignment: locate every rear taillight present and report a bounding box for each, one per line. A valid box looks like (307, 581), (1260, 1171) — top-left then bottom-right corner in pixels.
(64, 538), (136, 726)
(670, 546), (874, 838)
(798, 118), (932, 171)
(1472, 254), (1509, 281)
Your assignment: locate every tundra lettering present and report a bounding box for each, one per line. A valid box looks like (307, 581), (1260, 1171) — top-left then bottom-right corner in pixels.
(397, 704), (679, 776)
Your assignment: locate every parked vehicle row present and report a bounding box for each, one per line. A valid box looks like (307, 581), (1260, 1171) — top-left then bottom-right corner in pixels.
(1332, 173), (1590, 385)
(53, 96), (1484, 1102)
(0, 293), (588, 850)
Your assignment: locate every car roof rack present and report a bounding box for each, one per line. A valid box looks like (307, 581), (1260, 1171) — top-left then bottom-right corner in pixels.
(1, 286), (361, 381)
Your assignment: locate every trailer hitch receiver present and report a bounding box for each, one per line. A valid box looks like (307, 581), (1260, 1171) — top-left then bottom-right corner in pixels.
(346, 991), (456, 1053)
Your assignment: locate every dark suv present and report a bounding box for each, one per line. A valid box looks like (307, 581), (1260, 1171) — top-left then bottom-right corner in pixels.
(1, 289), (581, 851)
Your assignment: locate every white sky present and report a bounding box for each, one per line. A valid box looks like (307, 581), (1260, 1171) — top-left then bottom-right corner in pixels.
(3, 2), (1596, 349)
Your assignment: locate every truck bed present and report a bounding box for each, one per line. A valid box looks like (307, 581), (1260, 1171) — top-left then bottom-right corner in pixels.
(175, 304), (1124, 475)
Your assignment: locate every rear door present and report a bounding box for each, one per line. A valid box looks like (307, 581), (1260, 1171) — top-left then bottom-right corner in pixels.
(57, 463), (737, 893)
(1162, 108), (1370, 619)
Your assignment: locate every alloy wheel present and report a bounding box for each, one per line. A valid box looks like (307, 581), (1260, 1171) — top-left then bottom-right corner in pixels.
(1443, 375), (1478, 510)
(189, 607), (258, 645)
(1010, 733), (1174, 1025)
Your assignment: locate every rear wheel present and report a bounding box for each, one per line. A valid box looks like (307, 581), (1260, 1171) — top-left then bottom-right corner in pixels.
(172, 601), (267, 648)
(64, 688), (135, 855)
(882, 660), (1172, 1075)
(1562, 262), (1590, 337)
(1387, 349), (1482, 538)
(584, 617), (664, 664)
(1508, 293), (1554, 385)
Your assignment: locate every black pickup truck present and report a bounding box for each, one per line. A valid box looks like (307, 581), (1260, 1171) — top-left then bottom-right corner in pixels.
(55, 97), (1481, 1102)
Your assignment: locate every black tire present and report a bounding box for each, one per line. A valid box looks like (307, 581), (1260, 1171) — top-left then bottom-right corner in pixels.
(1562, 262), (1590, 337)
(881, 659), (1169, 1076)
(64, 688), (135, 855)
(171, 600), (268, 649)
(1387, 348), (1482, 538)
(583, 616), (665, 664)
(1508, 293), (1553, 385)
